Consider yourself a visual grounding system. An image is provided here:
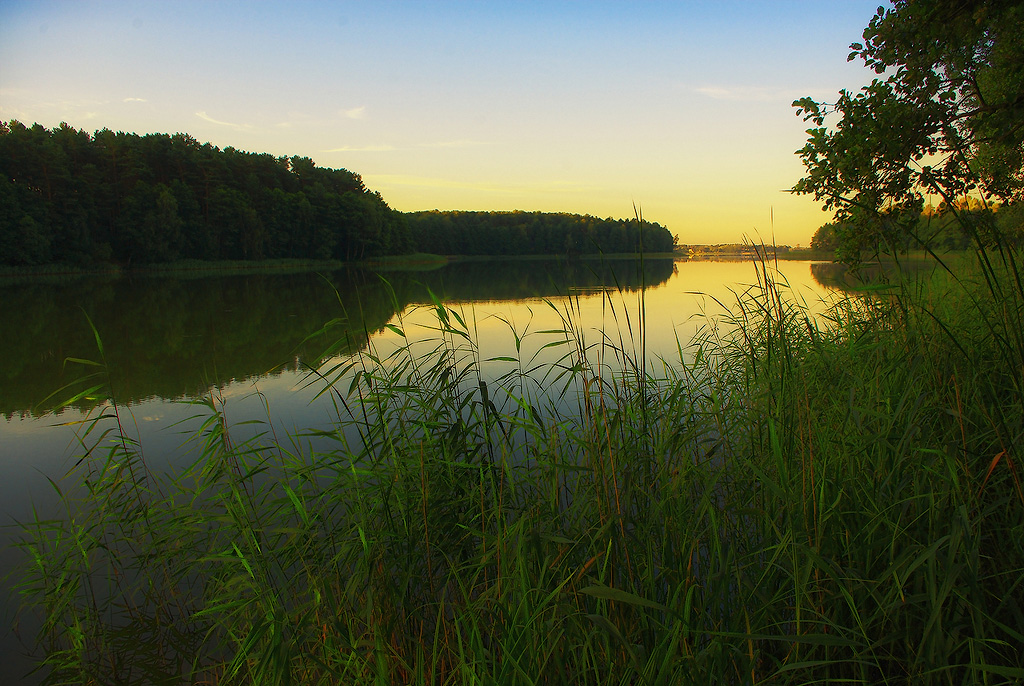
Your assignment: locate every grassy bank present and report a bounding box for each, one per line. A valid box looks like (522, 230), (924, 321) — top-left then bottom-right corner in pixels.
(11, 249), (1023, 684)
(360, 253), (451, 271)
(0, 258), (351, 282)
(0, 252), (672, 282)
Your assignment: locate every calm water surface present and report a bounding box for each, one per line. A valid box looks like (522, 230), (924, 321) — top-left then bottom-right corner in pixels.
(0, 257), (842, 680)
(0, 257), (849, 518)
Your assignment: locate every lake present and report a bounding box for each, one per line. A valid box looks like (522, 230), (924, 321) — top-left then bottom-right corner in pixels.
(0, 256), (843, 681)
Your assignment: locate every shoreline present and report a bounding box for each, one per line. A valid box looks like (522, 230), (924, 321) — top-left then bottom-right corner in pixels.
(0, 249), (953, 282)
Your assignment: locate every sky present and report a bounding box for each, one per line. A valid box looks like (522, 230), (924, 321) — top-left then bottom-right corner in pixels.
(0, 0), (885, 246)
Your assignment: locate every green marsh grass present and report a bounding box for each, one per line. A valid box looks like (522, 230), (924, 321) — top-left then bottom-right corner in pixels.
(11, 250), (1024, 684)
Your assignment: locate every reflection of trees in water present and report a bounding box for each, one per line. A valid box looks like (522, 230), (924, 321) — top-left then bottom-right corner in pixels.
(810, 262), (857, 290)
(0, 259), (675, 416)
(390, 257), (675, 303)
(809, 260), (936, 292)
(0, 270), (390, 417)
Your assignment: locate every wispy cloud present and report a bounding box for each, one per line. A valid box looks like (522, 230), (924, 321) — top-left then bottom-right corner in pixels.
(366, 174), (514, 193)
(365, 174), (605, 202)
(123, 97), (147, 103)
(323, 144), (396, 152)
(694, 85), (803, 103)
(323, 140), (491, 153)
(195, 111), (247, 129)
(342, 106), (366, 120)
(417, 139), (490, 149)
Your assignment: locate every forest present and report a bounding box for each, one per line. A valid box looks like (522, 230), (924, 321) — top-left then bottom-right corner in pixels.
(405, 209), (675, 256)
(0, 121), (675, 267)
(809, 198), (1024, 257)
(0, 121), (409, 266)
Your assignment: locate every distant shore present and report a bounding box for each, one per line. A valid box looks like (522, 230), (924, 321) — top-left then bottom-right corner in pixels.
(0, 249), (953, 282)
(0, 251), (675, 280)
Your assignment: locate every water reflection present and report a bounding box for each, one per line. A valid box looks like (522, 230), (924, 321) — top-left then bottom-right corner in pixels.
(1, 270), (381, 417)
(0, 258), (675, 417)
(0, 257), (839, 682)
(809, 259), (938, 292)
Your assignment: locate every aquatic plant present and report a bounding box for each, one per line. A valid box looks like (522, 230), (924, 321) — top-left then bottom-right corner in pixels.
(11, 251), (1024, 684)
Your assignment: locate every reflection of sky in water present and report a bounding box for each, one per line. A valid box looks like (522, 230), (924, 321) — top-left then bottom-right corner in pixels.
(368, 260), (841, 373)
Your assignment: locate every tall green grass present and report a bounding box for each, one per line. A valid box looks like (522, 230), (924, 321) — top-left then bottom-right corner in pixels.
(11, 250), (1024, 684)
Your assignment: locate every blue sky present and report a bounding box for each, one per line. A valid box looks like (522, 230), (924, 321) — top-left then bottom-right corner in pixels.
(0, 1), (885, 245)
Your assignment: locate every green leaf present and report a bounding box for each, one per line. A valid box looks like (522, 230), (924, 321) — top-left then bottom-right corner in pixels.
(580, 585), (665, 611)
(63, 357), (103, 368)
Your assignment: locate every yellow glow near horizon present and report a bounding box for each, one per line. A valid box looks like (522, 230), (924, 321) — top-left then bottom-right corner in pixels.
(0, 1), (882, 247)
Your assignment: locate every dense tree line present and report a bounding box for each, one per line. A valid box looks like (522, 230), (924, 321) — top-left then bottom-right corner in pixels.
(0, 121), (409, 266)
(809, 200), (1024, 255)
(0, 122), (676, 267)
(405, 210), (676, 256)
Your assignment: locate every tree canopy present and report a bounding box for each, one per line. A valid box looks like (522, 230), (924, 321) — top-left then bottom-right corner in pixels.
(793, 0), (1024, 261)
(406, 210), (675, 257)
(0, 122), (675, 267)
(0, 121), (409, 266)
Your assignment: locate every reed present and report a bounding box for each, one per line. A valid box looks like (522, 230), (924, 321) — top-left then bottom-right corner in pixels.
(11, 248), (1024, 684)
